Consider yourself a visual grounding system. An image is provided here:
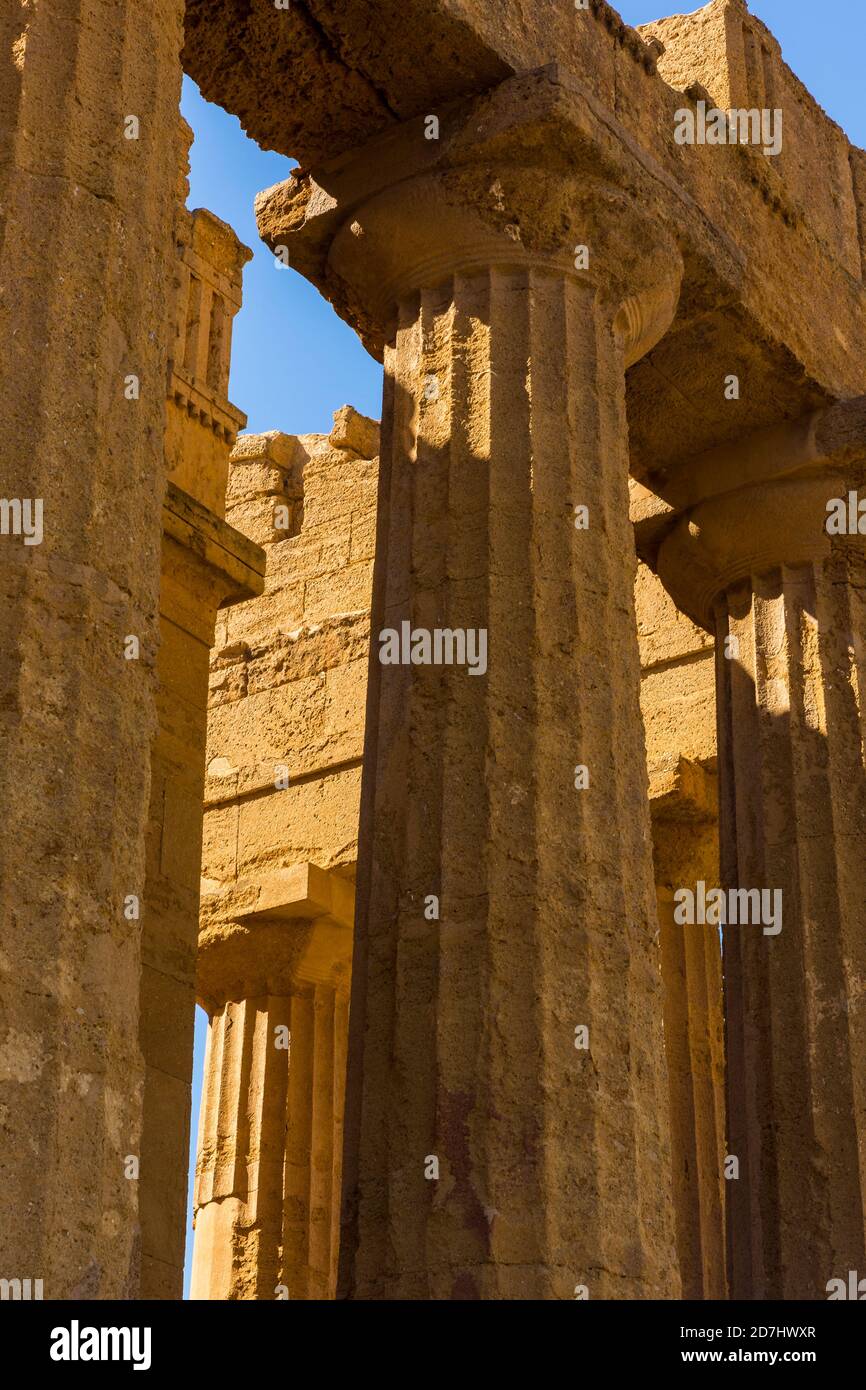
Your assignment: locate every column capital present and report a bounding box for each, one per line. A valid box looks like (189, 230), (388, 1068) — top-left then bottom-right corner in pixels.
(256, 69), (684, 366)
(197, 862), (354, 1008)
(637, 396), (866, 629)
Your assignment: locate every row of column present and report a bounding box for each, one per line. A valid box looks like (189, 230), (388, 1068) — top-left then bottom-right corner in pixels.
(258, 146), (866, 1297)
(4, 11), (864, 1295)
(659, 476), (866, 1298)
(191, 987), (349, 1300)
(192, 318), (866, 1302)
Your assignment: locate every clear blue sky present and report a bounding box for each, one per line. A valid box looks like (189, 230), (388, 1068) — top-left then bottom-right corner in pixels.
(181, 84), (383, 437)
(181, 0), (866, 1297)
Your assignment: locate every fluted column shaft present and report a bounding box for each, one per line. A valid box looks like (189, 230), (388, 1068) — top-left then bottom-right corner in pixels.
(657, 885), (726, 1299)
(651, 769), (726, 1298)
(718, 557), (866, 1298)
(659, 473), (866, 1298)
(342, 249), (681, 1298)
(191, 980), (349, 1300)
(0, 0), (183, 1296)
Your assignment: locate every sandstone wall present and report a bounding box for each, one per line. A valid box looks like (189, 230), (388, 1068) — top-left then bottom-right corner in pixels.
(201, 410), (379, 897)
(192, 409), (378, 1298)
(637, 562), (716, 775)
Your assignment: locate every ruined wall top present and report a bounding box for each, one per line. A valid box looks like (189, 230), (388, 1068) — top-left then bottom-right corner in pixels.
(638, 0), (864, 279)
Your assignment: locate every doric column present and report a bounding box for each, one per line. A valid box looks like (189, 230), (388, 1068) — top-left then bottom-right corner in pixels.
(191, 865), (353, 1300)
(0, 0), (183, 1297)
(348, 189), (680, 1302)
(657, 446), (866, 1299)
(650, 759), (726, 1300)
(259, 93), (685, 1292)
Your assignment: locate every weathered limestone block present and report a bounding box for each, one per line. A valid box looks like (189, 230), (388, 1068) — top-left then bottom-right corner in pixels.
(654, 405), (866, 1299)
(0, 0), (184, 1299)
(258, 81), (690, 1297)
(182, 0), (512, 166)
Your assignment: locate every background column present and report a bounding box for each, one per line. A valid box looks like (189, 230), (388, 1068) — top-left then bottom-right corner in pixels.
(659, 472), (866, 1298)
(651, 760), (726, 1300)
(191, 870), (353, 1299)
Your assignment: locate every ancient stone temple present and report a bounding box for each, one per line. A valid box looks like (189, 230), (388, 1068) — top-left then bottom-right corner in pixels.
(2, 0), (866, 1303)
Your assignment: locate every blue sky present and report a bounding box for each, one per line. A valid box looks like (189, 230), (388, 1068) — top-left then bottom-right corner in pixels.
(180, 0), (866, 1296)
(181, 84), (382, 437)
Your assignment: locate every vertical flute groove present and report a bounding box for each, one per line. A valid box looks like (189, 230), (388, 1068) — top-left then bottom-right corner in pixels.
(720, 559), (866, 1297)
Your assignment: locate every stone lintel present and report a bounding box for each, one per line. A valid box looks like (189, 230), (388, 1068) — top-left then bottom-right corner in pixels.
(239, 862), (355, 930)
(182, 0), (512, 167)
(177, 0), (726, 174)
(162, 480), (266, 607)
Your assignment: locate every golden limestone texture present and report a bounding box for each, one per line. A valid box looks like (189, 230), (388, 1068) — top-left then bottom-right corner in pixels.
(188, 405), (723, 1299)
(4, 0), (866, 1304)
(191, 416), (378, 1299)
(1, 0), (187, 1299)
